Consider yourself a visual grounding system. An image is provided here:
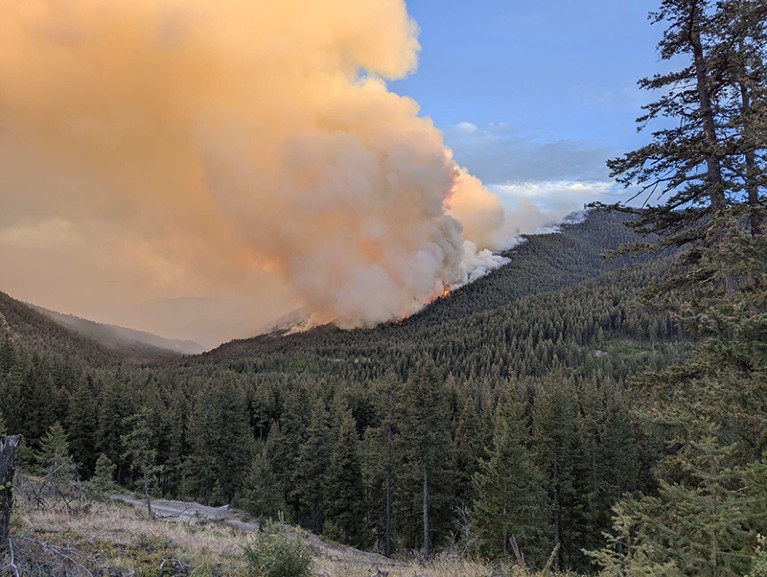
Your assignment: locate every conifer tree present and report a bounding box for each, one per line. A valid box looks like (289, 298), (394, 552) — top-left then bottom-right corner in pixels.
(122, 410), (161, 518)
(240, 441), (287, 521)
(396, 359), (455, 557)
(323, 401), (366, 547)
(66, 376), (99, 477)
(88, 453), (117, 494)
(472, 389), (548, 563)
(293, 393), (333, 533)
(591, 1), (767, 572)
(532, 375), (589, 570)
(183, 378), (252, 505)
(96, 376), (134, 484)
(453, 393), (488, 507)
(269, 385), (311, 518)
(35, 421), (77, 484)
(362, 374), (401, 556)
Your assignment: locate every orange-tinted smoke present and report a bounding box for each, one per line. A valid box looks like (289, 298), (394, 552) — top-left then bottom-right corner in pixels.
(0, 0), (508, 341)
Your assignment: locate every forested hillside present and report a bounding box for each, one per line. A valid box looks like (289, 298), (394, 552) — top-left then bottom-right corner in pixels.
(32, 305), (206, 357)
(0, 290), (122, 369)
(1, 209), (687, 572)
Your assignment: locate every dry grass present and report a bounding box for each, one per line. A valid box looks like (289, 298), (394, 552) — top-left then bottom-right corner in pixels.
(5, 482), (580, 577)
(9, 489), (250, 576)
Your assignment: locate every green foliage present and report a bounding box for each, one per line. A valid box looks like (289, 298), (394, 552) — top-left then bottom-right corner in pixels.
(86, 453), (117, 494)
(240, 443), (288, 521)
(122, 411), (161, 491)
(586, 0), (767, 574)
(182, 378), (252, 505)
(322, 401), (366, 546)
(472, 389), (548, 562)
(395, 359), (455, 556)
(590, 229), (767, 575)
(243, 525), (311, 577)
(35, 421), (77, 482)
(748, 535), (767, 577)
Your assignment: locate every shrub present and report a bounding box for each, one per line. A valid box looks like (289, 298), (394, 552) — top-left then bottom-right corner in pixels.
(243, 525), (310, 577)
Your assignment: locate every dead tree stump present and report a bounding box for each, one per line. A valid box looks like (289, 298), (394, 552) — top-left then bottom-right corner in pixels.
(0, 435), (21, 554)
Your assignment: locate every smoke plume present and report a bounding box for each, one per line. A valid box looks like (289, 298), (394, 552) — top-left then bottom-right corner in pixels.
(0, 0), (510, 343)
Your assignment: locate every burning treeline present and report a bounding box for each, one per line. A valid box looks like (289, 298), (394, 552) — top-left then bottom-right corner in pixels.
(0, 0), (509, 333)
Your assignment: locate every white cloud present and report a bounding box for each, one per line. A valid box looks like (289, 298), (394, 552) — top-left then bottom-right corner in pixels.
(492, 179), (616, 201)
(455, 121), (478, 133)
(487, 180), (624, 237)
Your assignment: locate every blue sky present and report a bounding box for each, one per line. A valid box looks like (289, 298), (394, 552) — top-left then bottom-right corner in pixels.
(391, 0), (666, 226)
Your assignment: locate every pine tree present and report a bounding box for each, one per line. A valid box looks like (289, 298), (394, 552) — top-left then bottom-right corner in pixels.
(590, 2), (767, 574)
(396, 359), (455, 557)
(183, 378), (252, 505)
(532, 375), (589, 571)
(453, 393), (488, 508)
(293, 393), (333, 534)
(96, 376), (134, 485)
(472, 389), (548, 563)
(600, 0), (766, 292)
(35, 421), (77, 484)
(87, 453), (117, 495)
(122, 410), (161, 518)
(240, 441), (287, 521)
(362, 374), (401, 556)
(323, 401), (366, 547)
(66, 376), (99, 477)
(269, 384), (311, 519)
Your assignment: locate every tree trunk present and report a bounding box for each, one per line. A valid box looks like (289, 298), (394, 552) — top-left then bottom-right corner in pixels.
(143, 470), (154, 519)
(688, 2), (725, 210)
(422, 466), (430, 558)
(385, 422), (392, 557)
(0, 435), (21, 553)
(739, 79), (763, 236)
(688, 3), (738, 291)
(552, 449), (560, 572)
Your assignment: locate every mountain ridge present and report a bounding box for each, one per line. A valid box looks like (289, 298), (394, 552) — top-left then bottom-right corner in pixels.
(31, 305), (206, 356)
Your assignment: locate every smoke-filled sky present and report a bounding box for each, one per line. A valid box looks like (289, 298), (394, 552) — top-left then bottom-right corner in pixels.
(0, 0), (661, 347)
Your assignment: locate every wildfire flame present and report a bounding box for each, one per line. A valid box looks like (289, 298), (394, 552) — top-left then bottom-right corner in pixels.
(441, 288), (450, 298)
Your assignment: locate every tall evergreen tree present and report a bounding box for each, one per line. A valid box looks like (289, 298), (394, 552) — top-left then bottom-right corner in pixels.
(183, 378), (252, 504)
(293, 392), (333, 533)
(453, 393), (488, 508)
(122, 410), (161, 518)
(601, 0), (766, 291)
(532, 375), (589, 570)
(472, 389), (548, 563)
(396, 359), (455, 557)
(323, 400), (366, 547)
(592, 1), (767, 574)
(362, 374), (401, 556)
(66, 375), (99, 477)
(240, 440), (287, 521)
(35, 421), (77, 484)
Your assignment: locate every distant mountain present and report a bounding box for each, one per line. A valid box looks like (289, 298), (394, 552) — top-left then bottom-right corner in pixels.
(32, 306), (206, 356)
(0, 290), (194, 366)
(0, 290), (122, 368)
